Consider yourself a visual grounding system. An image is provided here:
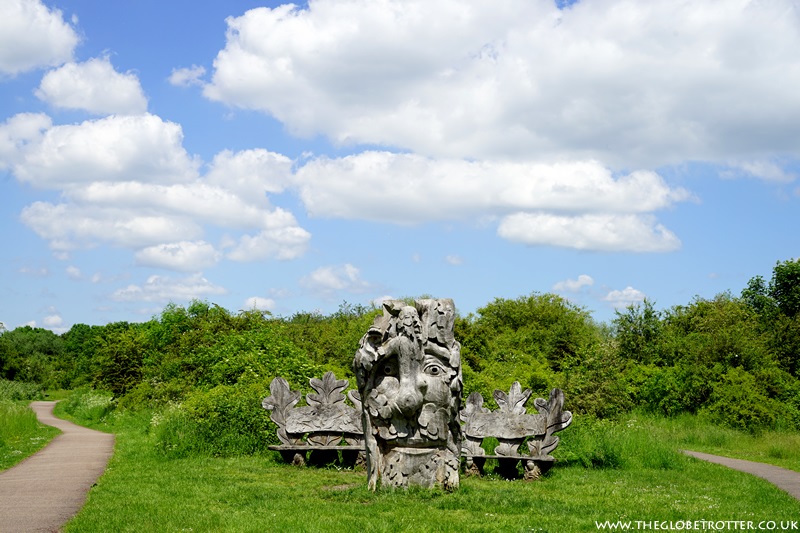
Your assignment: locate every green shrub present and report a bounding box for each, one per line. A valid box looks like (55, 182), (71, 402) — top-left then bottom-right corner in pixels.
(153, 381), (277, 458)
(0, 379), (44, 401)
(702, 367), (783, 432)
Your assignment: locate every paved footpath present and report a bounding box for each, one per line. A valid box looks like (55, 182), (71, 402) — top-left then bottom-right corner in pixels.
(684, 450), (800, 500)
(0, 401), (114, 533)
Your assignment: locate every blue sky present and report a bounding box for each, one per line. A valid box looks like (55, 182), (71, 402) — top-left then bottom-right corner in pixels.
(1, 0), (799, 332)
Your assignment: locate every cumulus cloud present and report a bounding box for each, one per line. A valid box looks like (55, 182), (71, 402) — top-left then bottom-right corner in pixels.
(244, 296), (276, 311)
(112, 273), (227, 303)
(42, 314), (63, 327)
(300, 263), (372, 298)
(497, 213), (681, 253)
(205, 0), (800, 168)
(2, 113), (310, 264)
(445, 255), (463, 266)
(135, 241), (221, 271)
(7, 114), (198, 188)
(553, 274), (594, 292)
(169, 65), (206, 87)
(294, 152), (689, 224)
(36, 57), (148, 115)
(604, 286), (646, 309)
(206, 148), (293, 202)
(0, 0), (79, 75)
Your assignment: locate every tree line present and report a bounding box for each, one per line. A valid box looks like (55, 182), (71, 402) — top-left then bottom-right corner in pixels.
(2, 259), (799, 440)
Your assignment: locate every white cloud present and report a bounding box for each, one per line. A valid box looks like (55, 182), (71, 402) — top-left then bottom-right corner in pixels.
(169, 65), (207, 87)
(3, 113), (310, 266)
(18, 265), (49, 277)
(66, 265), (81, 280)
(604, 286), (647, 309)
(445, 255), (463, 266)
(42, 314), (63, 327)
(294, 152), (689, 223)
(205, 0), (800, 169)
(206, 148), (292, 202)
(9, 114), (198, 188)
(226, 224), (311, 262)
(300, 263), (372, 297)
(135, 241), (221, 271)
(0, 0), (79, 75)
(371, 295), (394, 308)
(553, 274), (594, 292)
(497, 213), (681, 253)
(36, 57), (148, 115)
(724, 160), (797, 183)
(244, 296), (276, 311)
(111, 273), (227, 303)
(20, 201), (203, 251)
(0, 113), (52, 170)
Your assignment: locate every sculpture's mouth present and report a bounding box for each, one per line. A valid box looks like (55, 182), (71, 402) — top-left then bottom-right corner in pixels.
(381, 433), (447, 448)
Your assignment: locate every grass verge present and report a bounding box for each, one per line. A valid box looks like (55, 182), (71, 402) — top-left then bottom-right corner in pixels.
(628, 412), (800, 472)
(0, 400), (60, 471)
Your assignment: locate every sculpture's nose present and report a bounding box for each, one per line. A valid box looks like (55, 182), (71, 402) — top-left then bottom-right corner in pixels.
(393, 379), (423, 417)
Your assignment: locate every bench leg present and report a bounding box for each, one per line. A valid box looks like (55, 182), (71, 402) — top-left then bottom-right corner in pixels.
(279, 450), (306, 466)
(524, 459), (542, 481)
(463, 456), (485, 477)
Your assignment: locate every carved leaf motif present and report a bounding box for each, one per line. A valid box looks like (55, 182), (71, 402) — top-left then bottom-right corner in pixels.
(528, 388), (572, 458)
(461, 436), (485, 457)
(307, 371), (349, 407)
(494, 382), (531, 415)
(418, 403), (448, 440)
(459, 391), (488, 423)
(494, 438), (521, 456)
(262, 377), (301, 445)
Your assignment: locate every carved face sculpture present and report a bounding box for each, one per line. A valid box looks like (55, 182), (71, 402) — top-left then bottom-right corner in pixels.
(354, 299), (462, 490)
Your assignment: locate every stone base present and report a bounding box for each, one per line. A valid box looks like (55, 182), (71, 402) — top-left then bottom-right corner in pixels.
(380, 447), (460, 490)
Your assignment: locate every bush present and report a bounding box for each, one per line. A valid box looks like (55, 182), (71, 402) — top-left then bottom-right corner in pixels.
(702, 367), (784, 432)
(0, 379), (44, 401)
(153, 381), (278, 458)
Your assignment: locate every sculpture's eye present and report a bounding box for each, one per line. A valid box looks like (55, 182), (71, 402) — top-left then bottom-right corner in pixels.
(424, 362), (445, 377)
(380, 359), (398, 377)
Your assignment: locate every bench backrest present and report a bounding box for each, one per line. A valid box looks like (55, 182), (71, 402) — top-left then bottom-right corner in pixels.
(262, 371), (363, 447)
(459, 383), (572, 459)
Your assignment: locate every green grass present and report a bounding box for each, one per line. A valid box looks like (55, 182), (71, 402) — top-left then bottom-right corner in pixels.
(0, 400), (61, 471)
(628, 412), (800, 472)
(60, 407), (800, 533)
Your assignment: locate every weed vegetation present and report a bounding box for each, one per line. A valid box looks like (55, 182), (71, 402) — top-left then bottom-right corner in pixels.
(0, 380), (60, 470)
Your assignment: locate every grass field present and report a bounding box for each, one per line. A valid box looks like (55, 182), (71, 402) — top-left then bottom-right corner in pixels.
(52, 405), (800, 533)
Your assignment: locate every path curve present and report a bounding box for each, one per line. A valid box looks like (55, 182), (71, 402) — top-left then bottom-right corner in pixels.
(684, 450), (800, 500)
(0, 401), (114, 533)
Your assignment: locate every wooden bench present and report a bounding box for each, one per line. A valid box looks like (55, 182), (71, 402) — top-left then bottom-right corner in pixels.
(261, 371), (365, 466)
(459, 383), (572, 480)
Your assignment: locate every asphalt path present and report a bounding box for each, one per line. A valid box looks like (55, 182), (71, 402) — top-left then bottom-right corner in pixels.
(0, 401), (114, 533)
(684, 450), (800, 500)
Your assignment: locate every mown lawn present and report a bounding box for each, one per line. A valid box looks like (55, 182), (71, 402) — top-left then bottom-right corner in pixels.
(62, 411), (800, 533)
